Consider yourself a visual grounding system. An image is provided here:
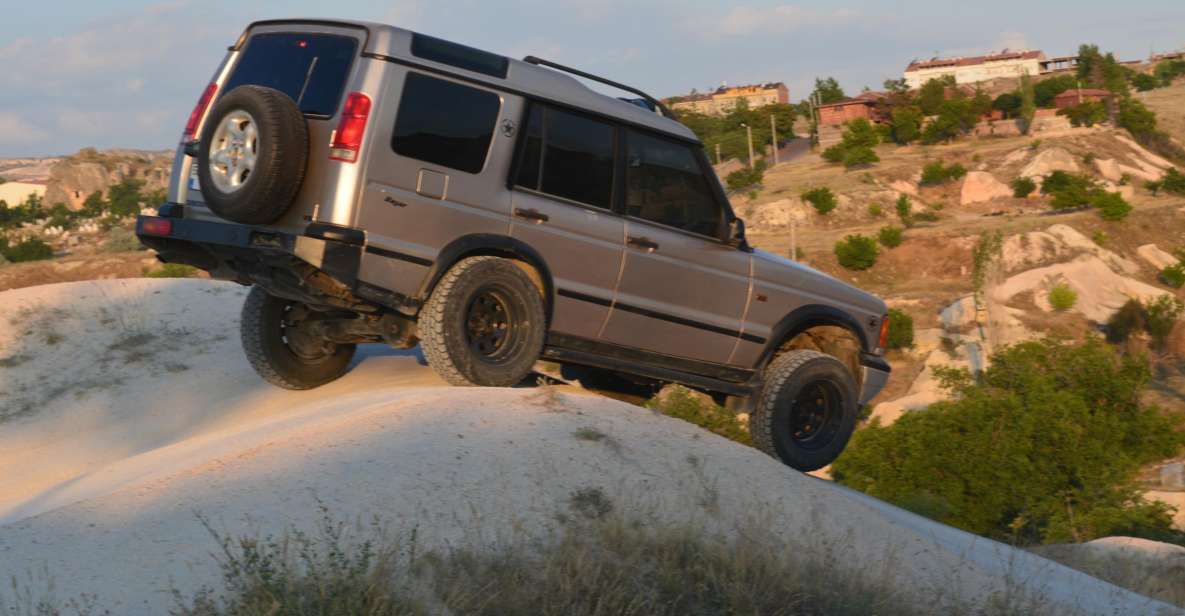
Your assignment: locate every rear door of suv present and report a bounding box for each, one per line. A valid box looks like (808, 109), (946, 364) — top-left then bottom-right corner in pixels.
(597, 129), (752, 365)
(508, 102), (625, 341)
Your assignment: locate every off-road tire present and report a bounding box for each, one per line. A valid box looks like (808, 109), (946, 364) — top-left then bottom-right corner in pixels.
(198, 85), (309, 225)
(240, 286), (355, 390)
(419, 256), (546, 387)
(750, 349), (859, 472)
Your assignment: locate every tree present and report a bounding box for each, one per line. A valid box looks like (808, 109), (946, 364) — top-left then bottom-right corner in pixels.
(821, 118), (880, 168)
(992, 93), (1022, 118)
(1033, 75), (1076, 108)
(917, 77), (952, 115)
(106, 179), (146, 218)
(877, 225), (903, 248)
(834, 234), (879, 270)
(801, 187), (837, 215)
(888, 107), (923, 144)
(1092, 191), (1132, 221)
(1146, 296), (1184, 350)
(1019, 73), (1037, 134)
(1011, 176), (1037, 198)
(1058, 101), (1108, 127)
(1132, 73), (1160, 92)
(833, 337), (1185, 545)
(883, 78), (909, 93)
(80, 190), (107, 218)
(895, 194), (913, 228)
(811, 76), (846, 104)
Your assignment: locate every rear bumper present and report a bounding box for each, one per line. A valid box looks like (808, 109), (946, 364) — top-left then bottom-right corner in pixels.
(858, 353), (891, 405)
(135, 207), (365, 294)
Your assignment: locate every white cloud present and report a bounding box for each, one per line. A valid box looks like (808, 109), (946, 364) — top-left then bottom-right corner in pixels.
(683, 5), (864, 39)
(0, 113), (49, 147)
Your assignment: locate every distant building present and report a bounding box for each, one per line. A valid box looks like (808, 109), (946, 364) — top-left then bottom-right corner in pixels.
(1053, 88), (1115, 109)
(0, 180), (47, 206)
(667, 82), (789, 116)
(1150, 49), (1185, 63)
(904, 50), (1045, 89)
(816, 92), (887, 127)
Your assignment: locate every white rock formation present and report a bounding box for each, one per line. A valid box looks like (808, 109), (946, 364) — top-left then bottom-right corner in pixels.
(1138, 244), (1181, 271)
(960, 171), (1013, 205)
(1020, 147), (1080, 179)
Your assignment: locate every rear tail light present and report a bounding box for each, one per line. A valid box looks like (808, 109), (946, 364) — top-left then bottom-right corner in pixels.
(183, 83), (218, 142)
(329, 92), (372, 163)
(141, 218), (173, 237)
(878, 315), (891, 351)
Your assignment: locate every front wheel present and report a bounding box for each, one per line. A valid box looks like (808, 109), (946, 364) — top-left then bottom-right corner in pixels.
(240, 286), (356, 390)
(418, 256), (546, 387)
(749, 350), (859, 472)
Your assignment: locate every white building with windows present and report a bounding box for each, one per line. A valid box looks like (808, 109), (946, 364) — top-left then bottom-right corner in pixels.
(903, 50), (1045, 89)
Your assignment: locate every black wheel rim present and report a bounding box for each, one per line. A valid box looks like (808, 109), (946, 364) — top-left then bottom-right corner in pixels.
(787, 380), (843, 450)
(465, 287), (518, 362)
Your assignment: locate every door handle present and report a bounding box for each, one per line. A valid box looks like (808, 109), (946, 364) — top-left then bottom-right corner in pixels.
(627, 236), (660, 252)
(513, 207), (549, 223)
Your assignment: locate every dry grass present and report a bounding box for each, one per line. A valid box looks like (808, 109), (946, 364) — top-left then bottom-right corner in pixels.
(1031, 543), (1185, 609)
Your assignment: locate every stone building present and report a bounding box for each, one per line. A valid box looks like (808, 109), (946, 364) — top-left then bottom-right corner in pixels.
(668, 82), (789, 116)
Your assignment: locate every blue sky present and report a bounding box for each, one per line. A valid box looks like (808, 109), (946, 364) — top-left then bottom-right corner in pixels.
(2, 0), (1183, 156)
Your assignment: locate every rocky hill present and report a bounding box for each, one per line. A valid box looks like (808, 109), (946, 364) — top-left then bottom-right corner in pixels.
(42, 147), (172, 210)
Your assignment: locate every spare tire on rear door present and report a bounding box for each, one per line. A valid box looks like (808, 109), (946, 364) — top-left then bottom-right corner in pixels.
(197, 85), (309, 225)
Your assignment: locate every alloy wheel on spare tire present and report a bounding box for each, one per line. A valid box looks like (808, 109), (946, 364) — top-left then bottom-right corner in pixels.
(197, 85), (309, 225)
(749, 349), (860, 472)
(418, 256), (546, 387)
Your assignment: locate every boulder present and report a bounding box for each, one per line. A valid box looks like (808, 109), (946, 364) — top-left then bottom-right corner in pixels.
(1020, 147), (1080, 179)
(960, 171), (1013, 205)
(1137, 244), (1180, 271)
(1001, 225), (1138, 275)
(940, 295), (978, 331)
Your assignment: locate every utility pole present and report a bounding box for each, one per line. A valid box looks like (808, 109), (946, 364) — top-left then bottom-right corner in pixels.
(744, 123), (754, 169)
(715, 142), (722, 165)
(790, 219), (798, 261)
(770, 114), (779, 166)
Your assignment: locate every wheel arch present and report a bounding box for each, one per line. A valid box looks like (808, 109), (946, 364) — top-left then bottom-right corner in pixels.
(416, 234), (555, 320)
(757, 305), (873, 381)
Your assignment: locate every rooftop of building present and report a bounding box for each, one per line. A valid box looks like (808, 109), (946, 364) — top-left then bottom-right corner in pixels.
(905, 49), (1044, 72)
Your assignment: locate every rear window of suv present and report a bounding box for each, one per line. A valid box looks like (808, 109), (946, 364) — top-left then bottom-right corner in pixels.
(223, 32), (359, 117)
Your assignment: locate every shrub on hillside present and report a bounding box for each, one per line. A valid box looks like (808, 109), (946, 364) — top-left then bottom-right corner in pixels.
(1011, 176), (1037, 198)
(894, 194), (913, 228)
(1107, 299), (1147, 344)
(1057, 101), (1109, 127)
(1161, 168), (1185, 196)
(1048, 282), (1078, 311)
(646, 385), (749, 445)
(867, 203), (883, 217)
(801, 187), (837, 215)
(1162, 264), (1185, 289)
(886, 308), (914, 349)
(3, 238), (53, 263)
(833, 338), (1185, 545)
(822, 118), (880, 168)
(1092, 191), (1132, 221)
(877, 225), (903, 248)
(919, 161), (967, 186)
(145, 263), (198, 278)
(725, 162), (765, 192)
(1146, 296), (1185, 351)
(834, 234), (879, 270)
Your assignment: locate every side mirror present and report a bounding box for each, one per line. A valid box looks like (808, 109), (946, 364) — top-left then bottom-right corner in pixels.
(726, 217), (749, 249)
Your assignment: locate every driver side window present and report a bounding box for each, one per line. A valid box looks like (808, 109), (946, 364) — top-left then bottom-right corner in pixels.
(624, 129), (722, 238)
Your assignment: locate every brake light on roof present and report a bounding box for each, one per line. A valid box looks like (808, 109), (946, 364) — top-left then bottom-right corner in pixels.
(183, 83), (218, 142)
(329, 92), (372, 163)
(878, 315), (891, 352)
(140, 218), (173, 237)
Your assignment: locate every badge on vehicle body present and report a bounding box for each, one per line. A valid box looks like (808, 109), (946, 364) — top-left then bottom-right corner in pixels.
(501, 119), (517, 138)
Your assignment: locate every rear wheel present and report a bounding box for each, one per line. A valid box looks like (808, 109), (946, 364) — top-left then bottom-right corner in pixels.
(750, 350), (859, 472)
(419, 256), (546, 387)
(240, 286), (356, 390)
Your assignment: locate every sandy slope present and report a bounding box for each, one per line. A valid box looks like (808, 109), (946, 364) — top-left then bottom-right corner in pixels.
(0, 280), (1180, 615)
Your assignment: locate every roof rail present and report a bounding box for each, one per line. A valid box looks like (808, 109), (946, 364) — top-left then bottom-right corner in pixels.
(522, 55), (675, 119)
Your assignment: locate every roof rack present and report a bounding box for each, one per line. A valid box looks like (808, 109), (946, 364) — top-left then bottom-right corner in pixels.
(522, 55), (675, 119)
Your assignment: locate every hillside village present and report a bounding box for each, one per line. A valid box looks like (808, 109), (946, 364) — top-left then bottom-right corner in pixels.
(3, 37), (1185, 612)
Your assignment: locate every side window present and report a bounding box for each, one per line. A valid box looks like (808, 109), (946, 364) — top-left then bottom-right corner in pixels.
(624, 130), (723, 238)
(513, 104), (615, 210)
(391, 72), (502, 174)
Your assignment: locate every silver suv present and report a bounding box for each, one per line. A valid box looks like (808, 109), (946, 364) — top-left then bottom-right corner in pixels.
(137, 19), (891, 471)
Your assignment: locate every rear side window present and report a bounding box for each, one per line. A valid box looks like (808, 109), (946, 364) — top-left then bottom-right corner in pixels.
(223, 32), (358, 116)
(514, 104), (616, 210)
(391, 73), (502, 174)
(411, 34), (509, 79)
(624, 130), (722, 238)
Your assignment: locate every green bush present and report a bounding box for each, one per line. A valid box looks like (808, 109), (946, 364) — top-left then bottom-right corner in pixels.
(877, 225), (903, 248)
(1162, 168), (1185, 195)
(867, 203), (883, 217)
(833, 338), (1185, 545)
(894, 194), (912, 228)
(801, 187), (837, 215)
(725, 162), (765, 192)
(1092, 230), (1109, 245)
(822, 118), (880, 168)
(1057, 101), (1109, 127)
(1146, 296), (1184, 350)
(145, 263), (199, 278)
(1011, 176), (1037, 198)
(919, 161), (967, 186)
(1162, 264), (1185, 289)
(885, 308), (913, 349)
(1107, 299), (1147, 344)
(646, 385), (749, 445)
(841, 145), (879, 168)
(1092, 191), (1132, 221)
(3, 238), (54, 262)
(1048, 282), (1078, 311)
(834, 234), (879, 270)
